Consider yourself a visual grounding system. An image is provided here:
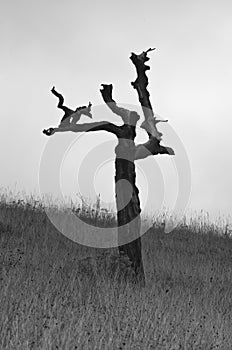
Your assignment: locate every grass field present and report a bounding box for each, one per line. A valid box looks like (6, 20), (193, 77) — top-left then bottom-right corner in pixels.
(0, 193), (232, 349)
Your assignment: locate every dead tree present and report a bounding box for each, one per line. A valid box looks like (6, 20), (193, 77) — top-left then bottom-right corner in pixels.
(43, 48), (174, 286)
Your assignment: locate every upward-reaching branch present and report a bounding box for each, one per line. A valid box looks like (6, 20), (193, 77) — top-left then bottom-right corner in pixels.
(130, 48), (167, 140)
(130, 48), (174, 158)
(130, 48), (155, 118)
(100, 84), (140, 126)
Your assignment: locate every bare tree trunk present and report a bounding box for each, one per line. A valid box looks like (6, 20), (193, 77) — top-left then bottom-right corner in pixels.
(114, 126), (145, 286)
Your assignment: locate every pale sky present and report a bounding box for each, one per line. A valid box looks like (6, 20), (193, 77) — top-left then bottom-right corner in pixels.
(1, 0), (232, 221)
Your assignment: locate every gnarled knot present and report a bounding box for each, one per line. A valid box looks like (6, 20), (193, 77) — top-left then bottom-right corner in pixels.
(43, 128), (55, 136)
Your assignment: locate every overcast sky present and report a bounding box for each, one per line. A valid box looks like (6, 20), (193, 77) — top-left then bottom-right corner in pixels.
(1, 0), (232, 221)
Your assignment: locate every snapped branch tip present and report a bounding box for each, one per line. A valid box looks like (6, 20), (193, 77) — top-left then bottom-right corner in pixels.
(145, 47), (156, 54)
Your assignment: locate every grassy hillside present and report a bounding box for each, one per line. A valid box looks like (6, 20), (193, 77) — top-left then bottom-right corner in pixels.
(1, 196), (232, 349)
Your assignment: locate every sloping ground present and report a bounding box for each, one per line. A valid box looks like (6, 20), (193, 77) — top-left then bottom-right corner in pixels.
(1, 202), (232, 349)
(143, 224), (232, 287)
(0, 203), (132, 285)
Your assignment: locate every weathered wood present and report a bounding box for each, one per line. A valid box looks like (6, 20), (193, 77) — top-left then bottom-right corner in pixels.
(135, 137), (175, 160)
(115, 140), (145, 285)
(43, 121), (121, 137)
(51, 86), (92, 127)
(43, 48), (175, 287)
(100, 84), (145, 285)
(130, 48), (174, 156)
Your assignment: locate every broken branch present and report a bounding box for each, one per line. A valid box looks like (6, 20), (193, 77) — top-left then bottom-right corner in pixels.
(130, 48), (174, 158)
(130, 48), (163, 138)
(135, 138), (174, 160)
(43, 121), (121, 137)
(75, 101), (93, 119)
(100, 84), (140, 126)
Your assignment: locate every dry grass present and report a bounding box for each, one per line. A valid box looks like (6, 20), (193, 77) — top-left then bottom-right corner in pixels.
(0, 194), (232, 349)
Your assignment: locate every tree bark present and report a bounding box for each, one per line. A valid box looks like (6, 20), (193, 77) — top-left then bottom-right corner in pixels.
(101, 85), (145, 285)
(114, 130), (145, 285)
